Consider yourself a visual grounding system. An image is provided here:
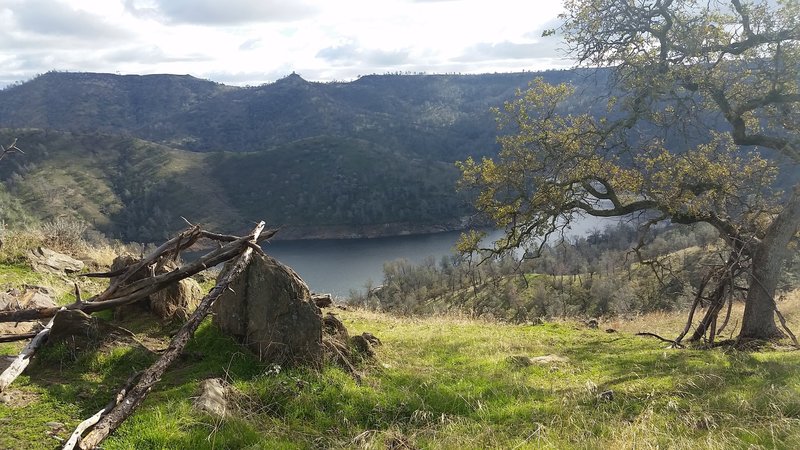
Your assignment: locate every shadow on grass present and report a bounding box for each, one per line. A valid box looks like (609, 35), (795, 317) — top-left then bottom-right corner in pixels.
(4, 314), (269, 449)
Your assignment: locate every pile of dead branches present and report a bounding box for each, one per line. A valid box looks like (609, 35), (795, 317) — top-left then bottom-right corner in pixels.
(0, 221), (272, 449)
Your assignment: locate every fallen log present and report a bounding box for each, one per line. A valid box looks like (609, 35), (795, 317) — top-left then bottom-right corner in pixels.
(62, 372), (141, 450)
(0, 228), (278, 323)
(77, 221), (266, 450)
(0, 331), (38, 343)
(0, 307), (64, 393)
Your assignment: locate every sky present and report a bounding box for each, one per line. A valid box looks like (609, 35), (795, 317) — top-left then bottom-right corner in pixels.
(0, 0), (569, 88)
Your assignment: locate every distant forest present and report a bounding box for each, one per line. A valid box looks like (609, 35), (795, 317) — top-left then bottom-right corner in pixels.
(0, 70), (599, 241)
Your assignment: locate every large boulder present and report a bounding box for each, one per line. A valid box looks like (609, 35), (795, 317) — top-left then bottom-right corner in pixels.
(151, 278), (203, 321)
(213, 254), (323, 367)
(110, 255), (202, 320)
(27, 247), (84, 274)
(0, 288), (58, 335)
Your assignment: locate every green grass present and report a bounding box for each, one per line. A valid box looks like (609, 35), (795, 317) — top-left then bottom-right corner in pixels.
(2, 308), (800, 449)
(1, 251), (799, 449)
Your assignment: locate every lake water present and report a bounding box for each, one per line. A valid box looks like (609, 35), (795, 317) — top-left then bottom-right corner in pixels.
(262, 231), (468, 297)
(262, 216), (618, 297)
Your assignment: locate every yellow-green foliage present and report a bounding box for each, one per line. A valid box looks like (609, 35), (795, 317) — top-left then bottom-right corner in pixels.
(457, 78), (781, 254)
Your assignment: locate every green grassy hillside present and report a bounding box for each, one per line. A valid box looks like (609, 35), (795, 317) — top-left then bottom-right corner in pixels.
(2, 253), (799, 449)
(3, 309), (799, 449)
(0, 129), (469, 241)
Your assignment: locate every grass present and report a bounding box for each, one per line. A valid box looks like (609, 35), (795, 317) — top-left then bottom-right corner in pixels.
(1, 304), (799, 449)
(2, 248), (799, 449)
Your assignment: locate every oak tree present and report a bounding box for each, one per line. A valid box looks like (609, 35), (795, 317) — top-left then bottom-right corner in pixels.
(459, 0), (799, 340)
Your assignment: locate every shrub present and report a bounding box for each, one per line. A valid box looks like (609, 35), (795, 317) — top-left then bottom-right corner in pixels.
(40, 217), (87, 254)
(0, 225), (45, 263)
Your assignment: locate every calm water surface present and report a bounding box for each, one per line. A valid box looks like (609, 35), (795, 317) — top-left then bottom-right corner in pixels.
(262, 231), (469, 297)
(262, 216), (616, 296)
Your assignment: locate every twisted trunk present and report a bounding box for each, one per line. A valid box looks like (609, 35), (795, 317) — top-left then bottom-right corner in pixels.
(739, 184), (800, 340)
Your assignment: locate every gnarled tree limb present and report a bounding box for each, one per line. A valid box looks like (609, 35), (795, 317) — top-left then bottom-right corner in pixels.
(0, 307), (64, 393)
(77, 221), (266, 449)
(0, 227), (278, 323)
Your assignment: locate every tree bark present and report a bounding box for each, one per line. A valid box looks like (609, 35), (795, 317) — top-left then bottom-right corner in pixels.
(0, 308), (63, 393)
(0, 229), (274, 324)
(739, 184), (800, 340)
(77, 222), (265, 450)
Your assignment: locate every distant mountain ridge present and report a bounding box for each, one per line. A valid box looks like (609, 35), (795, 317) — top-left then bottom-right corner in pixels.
(0, 70), (595, 159)
(0, 69), (600, 241)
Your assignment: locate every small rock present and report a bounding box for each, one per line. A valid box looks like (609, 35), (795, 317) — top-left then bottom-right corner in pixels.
(45, 421), (65, 429)
(311, 293), (333, 308)
(194, 378), (230, 418)
(605, 328), (617, 333)
(27, 247), (84, 274)
(360, 332), (381, 346)
(21, 290), (58, 309)
(323, 313), (349, 340)
(351, 334), (375, 357)
(529, 354), (569, 364)
(0, 293), (17, 311)
(598, 390), (614, 402)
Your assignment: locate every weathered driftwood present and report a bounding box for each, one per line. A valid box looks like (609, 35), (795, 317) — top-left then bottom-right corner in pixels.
(0, 227), (277, 323)
(0, 307), (64, 393)
(77, 222), (266, 450)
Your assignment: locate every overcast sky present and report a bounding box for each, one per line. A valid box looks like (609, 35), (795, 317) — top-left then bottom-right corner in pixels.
(0, 0), (569, 88)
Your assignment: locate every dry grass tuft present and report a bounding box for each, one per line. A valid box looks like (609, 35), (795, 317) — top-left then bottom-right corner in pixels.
(609, 289), (800, 342)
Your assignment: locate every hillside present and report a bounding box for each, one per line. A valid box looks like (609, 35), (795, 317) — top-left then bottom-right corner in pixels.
(1, 229), (799, 449)
(0, 129), (468, 241)
(1, 69), (793, 242)
(0, 73), (234, 134)
(0, 70), (594, 240)
(2, 296), (799, 448)
(0, 70), (590, 159)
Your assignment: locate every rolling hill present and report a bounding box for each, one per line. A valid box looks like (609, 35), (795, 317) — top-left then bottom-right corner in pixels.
(0, 70), (591, 241)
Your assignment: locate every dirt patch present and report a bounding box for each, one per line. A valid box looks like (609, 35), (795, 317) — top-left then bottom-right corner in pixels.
(0, 388), (40, 408)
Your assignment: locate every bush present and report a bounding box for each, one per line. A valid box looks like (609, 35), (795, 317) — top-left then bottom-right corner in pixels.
(0, 225), (45, 263)
(40, 217), (87, 253)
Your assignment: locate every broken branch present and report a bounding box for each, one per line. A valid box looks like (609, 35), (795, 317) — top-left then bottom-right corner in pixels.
(0, 307), (64, 393)
(77, 221), (266, 449)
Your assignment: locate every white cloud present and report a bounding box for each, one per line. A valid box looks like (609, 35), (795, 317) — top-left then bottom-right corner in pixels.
(125, 0), (318, 25)
(9, 0), (131, 40)
(456, 39), (564, 62)
(1, 0), (569, 88)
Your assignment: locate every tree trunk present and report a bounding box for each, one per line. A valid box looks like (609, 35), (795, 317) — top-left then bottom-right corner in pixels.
(739, 185), (800, 340)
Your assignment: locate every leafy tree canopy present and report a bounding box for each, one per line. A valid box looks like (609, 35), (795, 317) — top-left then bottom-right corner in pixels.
(459, 0), (800, 340)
